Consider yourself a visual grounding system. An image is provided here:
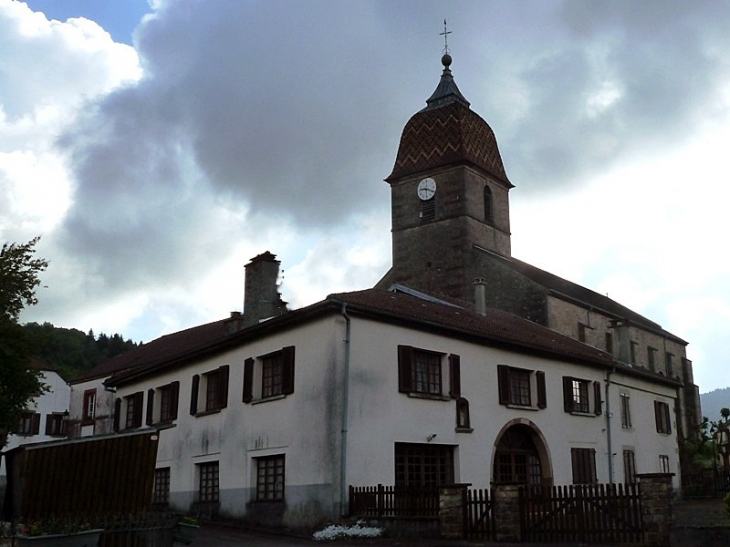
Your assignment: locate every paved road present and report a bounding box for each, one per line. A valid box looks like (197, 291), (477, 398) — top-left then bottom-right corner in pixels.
(190, 524), (622, 547)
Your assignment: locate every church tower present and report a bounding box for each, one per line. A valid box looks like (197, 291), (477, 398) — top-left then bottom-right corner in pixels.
(377, 53), (513, 304)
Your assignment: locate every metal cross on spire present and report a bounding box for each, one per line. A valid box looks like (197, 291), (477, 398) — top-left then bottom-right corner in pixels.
(440, 19), (452, 55)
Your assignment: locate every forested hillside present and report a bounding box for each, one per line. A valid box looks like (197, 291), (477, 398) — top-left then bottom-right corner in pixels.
(22, 322), (140, 382)
(700, 387), (730, 422)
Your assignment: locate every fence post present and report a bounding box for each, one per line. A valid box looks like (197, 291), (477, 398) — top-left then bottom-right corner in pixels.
(637, 473), (674, 546)
(492, 483), (522, 542)
(438, 483), (470, 539)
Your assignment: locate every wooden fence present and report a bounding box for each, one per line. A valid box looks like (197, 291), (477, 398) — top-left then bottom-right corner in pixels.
(520, 483), (643, 544)
(349, 484), (440, 518)
(2, 430), (159, 520)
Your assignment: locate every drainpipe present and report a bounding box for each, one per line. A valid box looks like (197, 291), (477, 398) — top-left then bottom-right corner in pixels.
(605, 366), (615, 484)
(339, 303), (352, 516)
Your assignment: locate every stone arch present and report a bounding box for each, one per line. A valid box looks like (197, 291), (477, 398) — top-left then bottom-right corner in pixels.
(491, 418), (553, 487)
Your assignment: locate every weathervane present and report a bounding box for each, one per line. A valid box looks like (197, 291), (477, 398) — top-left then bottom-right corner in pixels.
(440, 19), (451, 55)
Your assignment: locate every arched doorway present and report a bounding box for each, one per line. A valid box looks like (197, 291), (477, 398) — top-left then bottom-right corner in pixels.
(492, 422), (552, 487)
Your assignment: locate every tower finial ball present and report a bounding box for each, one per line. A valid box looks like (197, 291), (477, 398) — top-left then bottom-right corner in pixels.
(442, 53), (452, 68)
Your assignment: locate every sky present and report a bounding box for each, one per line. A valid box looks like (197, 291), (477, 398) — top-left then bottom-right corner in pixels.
(2, 0), (729, 394)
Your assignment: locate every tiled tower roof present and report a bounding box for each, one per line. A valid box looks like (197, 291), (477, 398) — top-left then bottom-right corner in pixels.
(387, 55), (510, 185)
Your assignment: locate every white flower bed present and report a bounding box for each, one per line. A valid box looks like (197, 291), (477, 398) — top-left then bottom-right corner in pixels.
(313, 520), (384, 541)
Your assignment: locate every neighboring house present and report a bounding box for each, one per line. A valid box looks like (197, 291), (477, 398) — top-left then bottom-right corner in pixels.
(66, 52), (697, 529)
(1, 360), (71, 485)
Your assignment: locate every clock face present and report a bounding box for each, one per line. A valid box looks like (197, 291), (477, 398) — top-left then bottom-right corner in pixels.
(417, 177), (437, 201)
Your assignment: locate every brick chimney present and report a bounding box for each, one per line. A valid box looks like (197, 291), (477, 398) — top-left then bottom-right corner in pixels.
(243, 251), (288, 328)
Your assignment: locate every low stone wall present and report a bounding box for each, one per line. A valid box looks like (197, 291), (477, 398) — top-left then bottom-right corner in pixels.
(670, 526), (730, 547)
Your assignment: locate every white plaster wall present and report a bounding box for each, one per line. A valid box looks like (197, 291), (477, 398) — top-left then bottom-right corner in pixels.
(114, 315), (345, 526)
(1, 371), (71, 477)
(343, 317), (679, 490)
(68, 377), (114, 437)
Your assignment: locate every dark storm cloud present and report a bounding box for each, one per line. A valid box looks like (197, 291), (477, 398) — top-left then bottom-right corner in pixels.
(54, 0), (730, 302)
(492, 0), (730, 191)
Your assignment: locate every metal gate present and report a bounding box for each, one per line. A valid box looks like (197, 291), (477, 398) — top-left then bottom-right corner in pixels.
(464, 488), (495, 540)
(520, 483), (643, 544)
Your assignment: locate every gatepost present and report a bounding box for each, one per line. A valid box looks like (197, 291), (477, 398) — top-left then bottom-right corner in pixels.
(439, 483), (470, 539)
(492, 483), (521, 542)
(637, 473), (674, 546)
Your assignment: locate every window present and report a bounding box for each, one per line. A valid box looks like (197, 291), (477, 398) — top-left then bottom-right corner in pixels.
(190, 366), (229, 415)
(605, 332), (613, 354)
(395, 443), (454, 488)
(623, 450), (636, 484)
(82, 389), (96, 424)
(571, 447), (597, 484)
(647, 347), (657, 372)
(421, 197), (435, 221)
(256, 455), (285, 501)
(654, 401), (672, 434)
(125, 391), (143, 429)
(563, 377), (602, 415)
(153, 467), (171, 505)
(159, 381), (179, 423)
(665, 353), (674, 377)
(198, 462), (219, 503)
(493, 425), (542, 485)
(45, 412), (67, 436)
(16, 411), (40, 436)
(620, 392), (632, 429)
(456, 397), (471, 430)
(146, 382), (180, 426)
(483, 185), (493, 223)
(659, 455), (670, 473)
(243, 347), (295, 403)
(578, 323), (587, 343)
(397, 346), (459, 398)
(630, 341), (638, 364)
(498, 366), (546, 408)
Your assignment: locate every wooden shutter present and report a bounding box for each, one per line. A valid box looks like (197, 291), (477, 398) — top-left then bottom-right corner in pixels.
(536, 371), (547, 409)
(146, 388), (155, 425)
(563, 376), (574, 412)
(282, 346), (296, 395)
(31, 413), (41, 435)
(593, 381), (603, 415)
(169, 381), (180, 420)
(497, 365), (510, 405)
(665, 403), (672, 434)
(243, 358), (254, 403)
(449, 354), (461, 399)
(190, 374), (200, 415)
(44, 414), (52, 435)
(133, 391), (144, 428)
(113, 398), (121, 431)
(398, 345), (413, 393)
(218, 365), (230, 408)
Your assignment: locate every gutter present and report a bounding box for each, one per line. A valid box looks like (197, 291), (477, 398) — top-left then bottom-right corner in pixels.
(339, 303), (352, 516)
(605, 366), (616, 484)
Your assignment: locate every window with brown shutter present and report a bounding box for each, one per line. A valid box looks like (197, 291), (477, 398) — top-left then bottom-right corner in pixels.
(190, 374), (200, 415)
(563, 376), (600, 416)
(125, 391), (143, 429)
(146, 389), (155, 426)
(242, 347), (296, 403)
(397, 345), (450, 397)
(654, 401), (672, 434)
(498, 365), (541, 407)
(571, 447), (597, 484)
(243, 358), (254, 403)
(82, 389), (96, 424)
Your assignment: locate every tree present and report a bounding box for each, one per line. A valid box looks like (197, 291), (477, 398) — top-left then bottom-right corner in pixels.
(0, 237), (49, 448)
